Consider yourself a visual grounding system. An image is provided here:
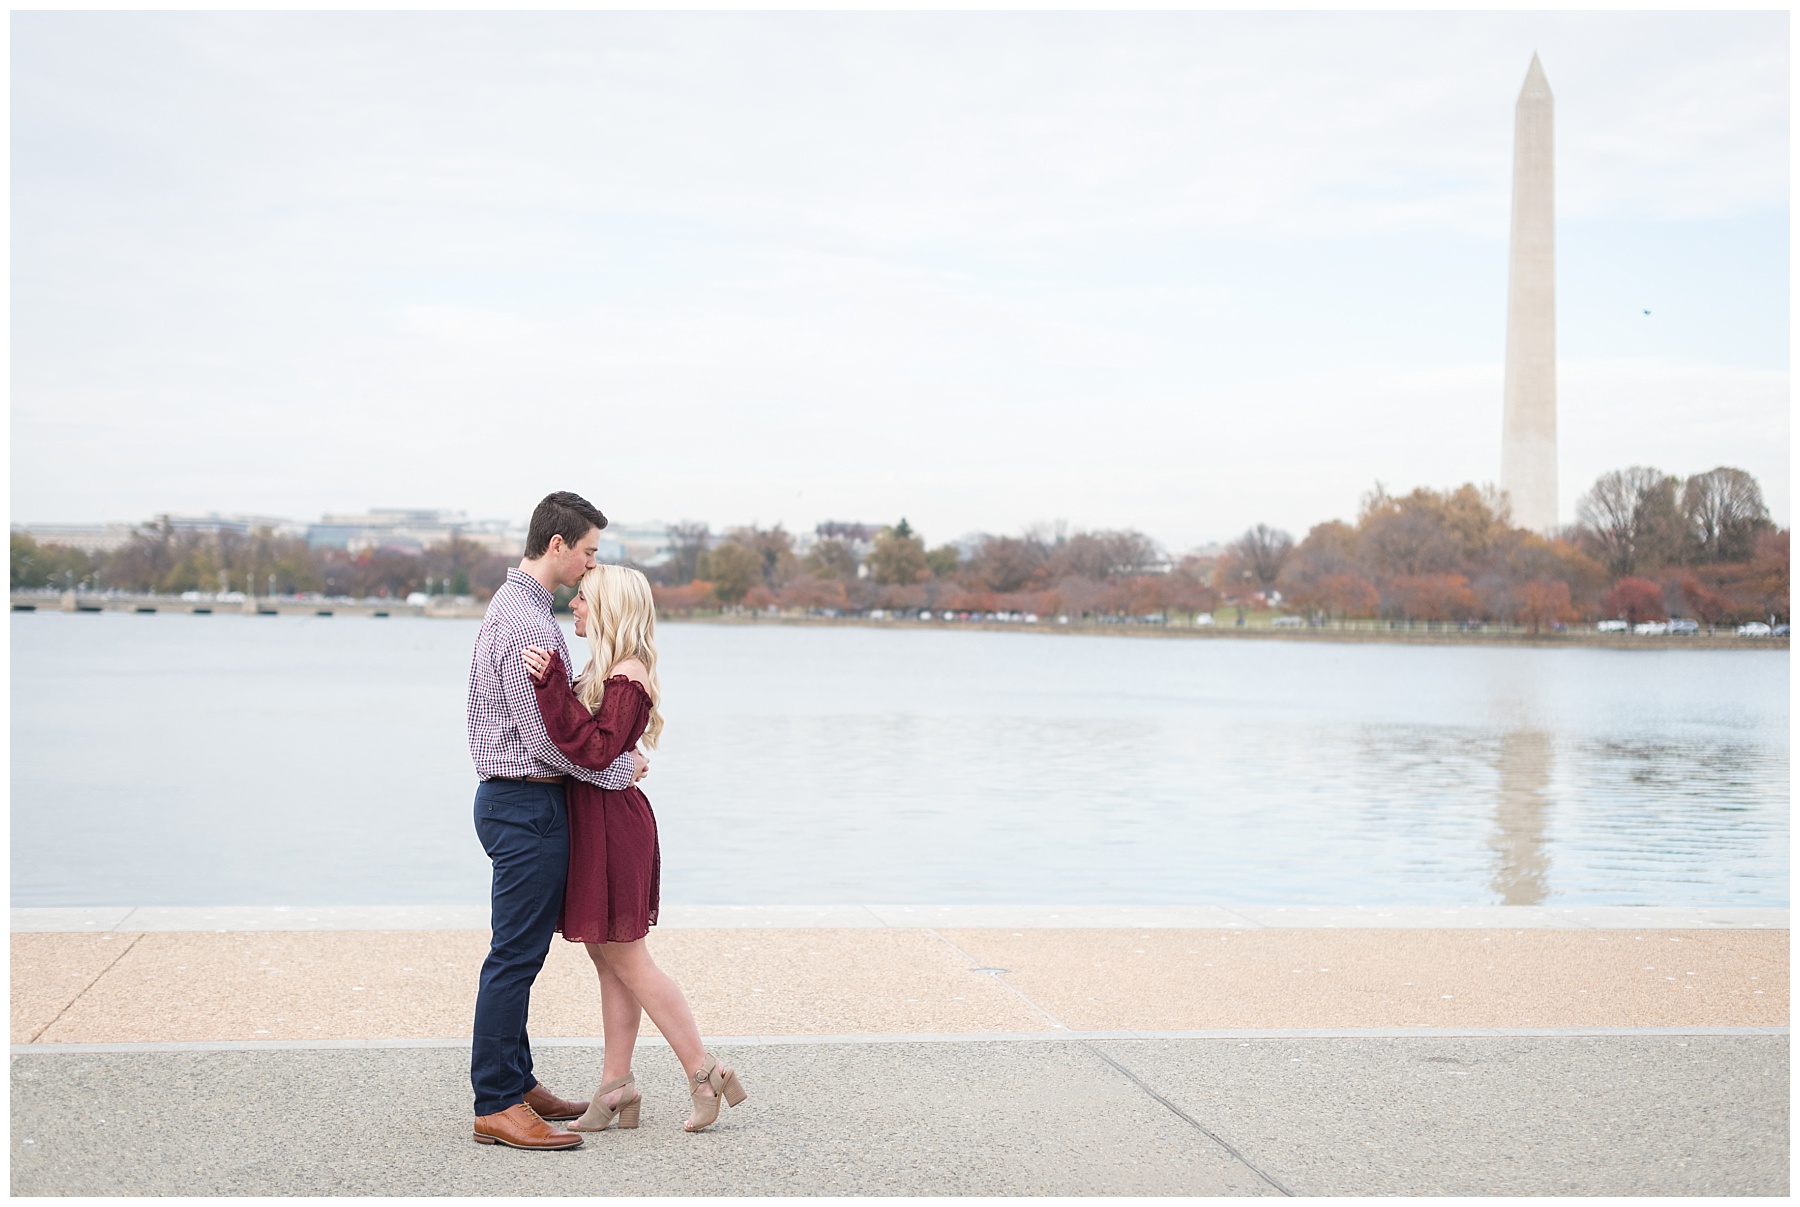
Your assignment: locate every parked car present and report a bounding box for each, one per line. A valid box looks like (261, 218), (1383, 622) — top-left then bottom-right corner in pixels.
(1193, 613), (1215, 626)
(1271, 615), (1304, 627)
(1634, 621), (1669, 635)
(1667, 618), (1700, 635)
(1775, 624), (1790, 637)
(1596, 619), (1628, 633)
(1737, 621), (1772, 636)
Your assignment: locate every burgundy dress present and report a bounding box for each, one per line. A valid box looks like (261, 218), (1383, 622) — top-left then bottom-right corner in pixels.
(530, 651), (661, 944)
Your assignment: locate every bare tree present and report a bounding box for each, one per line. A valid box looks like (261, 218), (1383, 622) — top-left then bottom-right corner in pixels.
(1047, 529), (1162, 580)
(965, 534), (1049, 592)
(1229, 524), (1294, 593)
(1576, 467), (1684, 578)
(658, 521), (712, 586)
(1682, 467), (1772, 563)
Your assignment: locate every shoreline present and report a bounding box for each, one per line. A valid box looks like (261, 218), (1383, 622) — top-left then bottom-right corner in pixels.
(13, 591), (1787, 649)
(666, 613), (1787, 650)
(14, 904), (1789, 932)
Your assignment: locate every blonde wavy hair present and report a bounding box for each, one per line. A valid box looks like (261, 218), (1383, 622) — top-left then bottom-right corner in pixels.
(573, 564), (664, 749)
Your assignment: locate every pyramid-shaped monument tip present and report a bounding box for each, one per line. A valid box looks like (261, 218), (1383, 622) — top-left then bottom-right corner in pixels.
(1520, 53), (1552, 99)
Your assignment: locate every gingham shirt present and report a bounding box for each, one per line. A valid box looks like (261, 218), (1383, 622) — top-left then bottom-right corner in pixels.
(467, 568), (637, 788)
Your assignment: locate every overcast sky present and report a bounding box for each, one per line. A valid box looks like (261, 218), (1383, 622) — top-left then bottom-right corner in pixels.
(12, 11), (1788, 552)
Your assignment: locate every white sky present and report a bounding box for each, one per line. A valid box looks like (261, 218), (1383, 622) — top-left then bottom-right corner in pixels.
(11, 11), (1789, 552)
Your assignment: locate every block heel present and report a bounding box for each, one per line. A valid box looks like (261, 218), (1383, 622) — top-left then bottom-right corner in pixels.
(686, 1052), (748, 1131)
(571, 1073), (641, 1132)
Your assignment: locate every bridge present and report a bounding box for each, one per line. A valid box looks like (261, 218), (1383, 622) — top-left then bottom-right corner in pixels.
(9, 591), (486, 619)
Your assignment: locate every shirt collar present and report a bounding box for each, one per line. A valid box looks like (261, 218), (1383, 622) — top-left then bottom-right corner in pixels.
(507, 566), (556, 611)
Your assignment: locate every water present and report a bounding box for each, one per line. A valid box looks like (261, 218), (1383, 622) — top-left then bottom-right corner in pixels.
(10, 611), (1788, 907)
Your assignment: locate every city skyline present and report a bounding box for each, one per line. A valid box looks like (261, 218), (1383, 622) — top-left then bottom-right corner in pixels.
(12, 12), (1788, 550)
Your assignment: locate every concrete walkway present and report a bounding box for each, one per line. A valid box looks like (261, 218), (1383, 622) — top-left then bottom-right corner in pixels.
(11, 1036), (1786, 1195)
(9, 905), (1789, 1195)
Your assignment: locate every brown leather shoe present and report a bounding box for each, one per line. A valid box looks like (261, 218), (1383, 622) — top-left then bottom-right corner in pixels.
(523, 1083), (590, 1121)
(472, 1103), (583, 1149)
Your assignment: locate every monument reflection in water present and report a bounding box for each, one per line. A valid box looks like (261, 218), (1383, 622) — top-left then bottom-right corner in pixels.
(1491, 730), (1553, 906)
(9, 614), (1789, 908)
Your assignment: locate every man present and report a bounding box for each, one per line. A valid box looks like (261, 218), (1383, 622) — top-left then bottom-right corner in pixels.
(466, 491), (646, 1150)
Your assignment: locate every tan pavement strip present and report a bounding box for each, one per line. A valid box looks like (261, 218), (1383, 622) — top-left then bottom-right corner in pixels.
(12, 927), (1786, 1046)
(16, 928), (1047, 1045)
(941, 928), (1789, 1030)
(11, 931), (142, 1042)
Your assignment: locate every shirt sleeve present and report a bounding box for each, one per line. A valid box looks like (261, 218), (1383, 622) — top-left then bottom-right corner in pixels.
(496, 620), (637, 787)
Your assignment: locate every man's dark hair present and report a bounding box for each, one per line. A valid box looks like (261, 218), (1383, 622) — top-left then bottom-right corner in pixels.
(524, 491), (608, 559)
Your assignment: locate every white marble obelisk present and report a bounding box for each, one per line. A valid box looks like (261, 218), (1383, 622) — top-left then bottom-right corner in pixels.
(1501, 54), (1557, 534)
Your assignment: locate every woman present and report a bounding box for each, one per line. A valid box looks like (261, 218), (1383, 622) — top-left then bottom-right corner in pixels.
(521, 564), (747, 1133)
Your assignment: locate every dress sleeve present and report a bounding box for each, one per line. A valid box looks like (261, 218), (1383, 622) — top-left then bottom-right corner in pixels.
(529, 651), (641, 773)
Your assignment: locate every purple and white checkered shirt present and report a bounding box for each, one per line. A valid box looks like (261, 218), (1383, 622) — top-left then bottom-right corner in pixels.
(467, 567), (636, 789)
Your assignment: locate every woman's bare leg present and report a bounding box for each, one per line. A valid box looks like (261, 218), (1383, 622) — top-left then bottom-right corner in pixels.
(598, 938), (717, 1118)
(586, 942), (642, 1109)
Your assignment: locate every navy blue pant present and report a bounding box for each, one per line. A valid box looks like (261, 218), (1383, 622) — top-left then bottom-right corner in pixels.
(470, 779), (569, 1117)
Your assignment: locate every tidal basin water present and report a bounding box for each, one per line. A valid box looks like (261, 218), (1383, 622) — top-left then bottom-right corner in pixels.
(11, 611), (1788, 908)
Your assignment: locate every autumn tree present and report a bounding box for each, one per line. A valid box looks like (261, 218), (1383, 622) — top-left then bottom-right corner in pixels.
(1740, 529), (1790, 622)
(1673, 574), (1732, 631)
(1310, 573), (1379, 621)
(652, 581), (716, 614)
(1357, 487), (1468, 578)
(1599, 576), (1665, 624)
(1516, 579), (1576, 634)
(723, 525), (799, 587)
(10, 534), (96, 589)
(1280, 520), (1359, 614)
(778, 576), (847, 611)
(698, 542), (762, 606)
(1389, 574), (1477, 622)
(804, 538), (861, 581)
(419, 535), (506, 597)
(867, 522), (929, 585)
(965, 534), (1047, 592)
(924, 544), (961, 578)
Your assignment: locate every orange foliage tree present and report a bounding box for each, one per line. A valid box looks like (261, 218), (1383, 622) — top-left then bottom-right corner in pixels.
(651, 581), (715, 614)
(1516, 579), (1576, 633)
(1389, 574), (1477, 621)
(1599, 576), (1665, 624)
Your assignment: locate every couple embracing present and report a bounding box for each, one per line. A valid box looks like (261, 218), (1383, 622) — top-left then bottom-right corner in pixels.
(465, 491), (746, 1150)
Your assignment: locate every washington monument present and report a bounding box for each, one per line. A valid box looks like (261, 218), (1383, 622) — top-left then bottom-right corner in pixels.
(1501, 54), (1557, 534)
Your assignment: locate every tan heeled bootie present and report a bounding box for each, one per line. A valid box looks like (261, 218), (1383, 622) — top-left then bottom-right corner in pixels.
(684, 1052), (747, 1132)
(571, 1073), (640, 1131)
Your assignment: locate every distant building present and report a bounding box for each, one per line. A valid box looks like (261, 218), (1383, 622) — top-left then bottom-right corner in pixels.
(305, 509), (525, 556)
(606, 522), (676, 567)
(13, 513), (308, 551)
(164, 512), (309, 540)
(804, 521), (880, 560)
(11, 522), (137, 553)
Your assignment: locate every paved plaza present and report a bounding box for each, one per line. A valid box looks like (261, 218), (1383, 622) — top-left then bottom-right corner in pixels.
(10, 905), (1788, 1196)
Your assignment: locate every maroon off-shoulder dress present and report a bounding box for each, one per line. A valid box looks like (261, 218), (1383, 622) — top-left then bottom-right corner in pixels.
(529, 651), (661, 944)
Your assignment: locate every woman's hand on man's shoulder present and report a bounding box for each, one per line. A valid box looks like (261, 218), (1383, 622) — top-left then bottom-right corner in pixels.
(611, 656), (650, 685)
